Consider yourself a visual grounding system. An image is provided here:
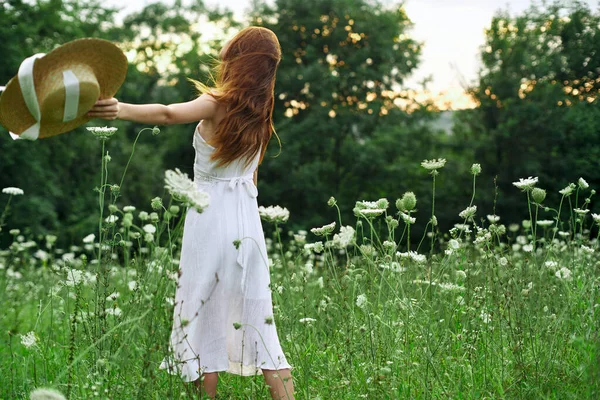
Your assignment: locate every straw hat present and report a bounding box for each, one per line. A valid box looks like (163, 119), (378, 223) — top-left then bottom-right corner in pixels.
(0, 38), (127, 140)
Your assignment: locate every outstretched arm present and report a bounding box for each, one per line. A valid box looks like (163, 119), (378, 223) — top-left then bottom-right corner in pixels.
(87, 93), (218, 125)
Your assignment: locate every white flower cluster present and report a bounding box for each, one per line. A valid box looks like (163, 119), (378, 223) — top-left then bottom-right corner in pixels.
(559, 183), (576, 196)
(399, 212), (416, 225)
(332, 226), (355, 248)
(311, 222), (336, 236)
(20, 331), (37, 348)
(379, 261), (405, 273)
(512, 176), (538, 191)
(459, 205), (477, 220)
(555, 266), (572, 281)
(164, 168), (210, 213)
(397, 250), (427, 264)
(353, 198), (388, 218)
(2, 187), (24, 196)
(421, 158), (447, 171)
(87, 126), (118, 139)
(356, 294), (368, 309)
(304, 241), (324, 254)
(258, 205), (290, 224)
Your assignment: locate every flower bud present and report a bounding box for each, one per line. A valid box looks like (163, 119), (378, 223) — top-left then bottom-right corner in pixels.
(151, 197), (163, 211)
(531, 188), (546, 204)
(395, 198), (406, 212)
(152, 126), (161, 135)
(327, 196), (337, 207)
(108, 204), (119, 213)
(169, 205), (180, 215)
(401, 192), (417, 211)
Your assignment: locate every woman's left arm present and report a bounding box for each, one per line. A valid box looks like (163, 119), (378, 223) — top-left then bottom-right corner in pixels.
(87, 93), (219, 125)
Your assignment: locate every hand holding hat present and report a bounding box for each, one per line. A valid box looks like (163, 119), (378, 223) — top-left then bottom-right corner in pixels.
(0, 38), (128, 140)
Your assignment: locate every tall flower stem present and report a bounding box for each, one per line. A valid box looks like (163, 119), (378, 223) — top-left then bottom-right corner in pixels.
(429, 172), (437, 258)
(118, 127), (153, 196)
(94, 139), (107, 350)
(526, 191), (536, 252)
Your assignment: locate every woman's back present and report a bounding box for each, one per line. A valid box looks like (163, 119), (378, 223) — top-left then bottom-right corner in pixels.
(193, 118), (260, 180)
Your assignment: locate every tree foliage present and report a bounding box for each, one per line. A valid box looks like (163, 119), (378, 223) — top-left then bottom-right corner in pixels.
(249, 0), (427, 228)
(459, 0), (600, 220)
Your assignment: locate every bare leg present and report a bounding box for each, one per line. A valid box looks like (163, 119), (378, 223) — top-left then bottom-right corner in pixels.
(262, 368), (295, 400)
(193, 372), (219, 399)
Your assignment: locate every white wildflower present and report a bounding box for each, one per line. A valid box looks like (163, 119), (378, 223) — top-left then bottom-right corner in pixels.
(578, 177), (589, 189)
(65, 269), (85, 287)
(581, 245), (594, 254)
(522, 244), (534, 253)
(34, 249), (48, 261)
(480, 311), (491, 324)
(536, 220), (554, 227)
(87, 126), (118, 139)
(299, 317), (316, 324)
(449, 239), (460, 250)
(311, 222), (336, 236)
(316, 276), (324, 288)
(258, 205), (290, 224)
(592, 214), (600, 224)
(379, 262), (405, 273)
(142, 224), (156, 234)
(105, 215), (119, 224)
(128, 280), (137, 291)
(399, 212), (416, 224)
(106, 292), (120, 301)
(356, 294), (368, 309)
(20, 331), (37, 348)
(332, 226), (355, 248)
(304, 241), (324, 254)
(498, 257), (508, 266)
(559, 183), (576, 196)
(459, 206), (477, 220)
(123, 205), (136, 212)
(513, 176), (539, 191)
(421, 158), (447, 171)
(106, 307), (122, 317)
(186, 190), (210, 213)
(555, 267), (572, 281)
(354, 207), (386, 218)
(397, 250), (427, 264)
(82, 233), (95, 243)
(2, 187), (24, 196)
(487, 214), (500, 223)
(574, 208), (589, 215)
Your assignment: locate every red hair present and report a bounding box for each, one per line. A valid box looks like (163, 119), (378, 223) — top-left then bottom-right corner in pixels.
(192, 26), (282, 168)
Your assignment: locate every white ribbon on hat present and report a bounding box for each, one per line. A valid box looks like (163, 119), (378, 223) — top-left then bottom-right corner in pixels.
(0, 53), (81, 141)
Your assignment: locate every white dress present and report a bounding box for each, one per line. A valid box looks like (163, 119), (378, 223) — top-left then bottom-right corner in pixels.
(160, 121), (292, 381)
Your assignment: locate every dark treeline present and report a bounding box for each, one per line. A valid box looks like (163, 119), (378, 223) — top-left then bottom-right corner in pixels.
(0, 0), (598, 250)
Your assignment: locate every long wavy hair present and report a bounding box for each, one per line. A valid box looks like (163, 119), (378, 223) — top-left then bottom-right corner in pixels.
(191, 26), (282, 168)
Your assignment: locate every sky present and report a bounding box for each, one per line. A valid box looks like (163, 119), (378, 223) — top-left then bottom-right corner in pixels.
(104, 0), (597, 109)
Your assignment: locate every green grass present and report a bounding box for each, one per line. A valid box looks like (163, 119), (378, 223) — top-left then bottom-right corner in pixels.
(0, 130), (599, 399)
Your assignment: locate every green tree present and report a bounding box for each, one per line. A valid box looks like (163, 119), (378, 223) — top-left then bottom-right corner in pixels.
(460, 0), (600, 221)
(250, 0), (423, 228)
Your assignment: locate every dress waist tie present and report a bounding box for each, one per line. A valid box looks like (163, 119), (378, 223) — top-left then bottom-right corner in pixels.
(195, 173), (258, 292)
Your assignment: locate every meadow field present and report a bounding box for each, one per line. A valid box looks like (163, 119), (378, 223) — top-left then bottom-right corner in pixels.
(0, 127), (599, 399)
